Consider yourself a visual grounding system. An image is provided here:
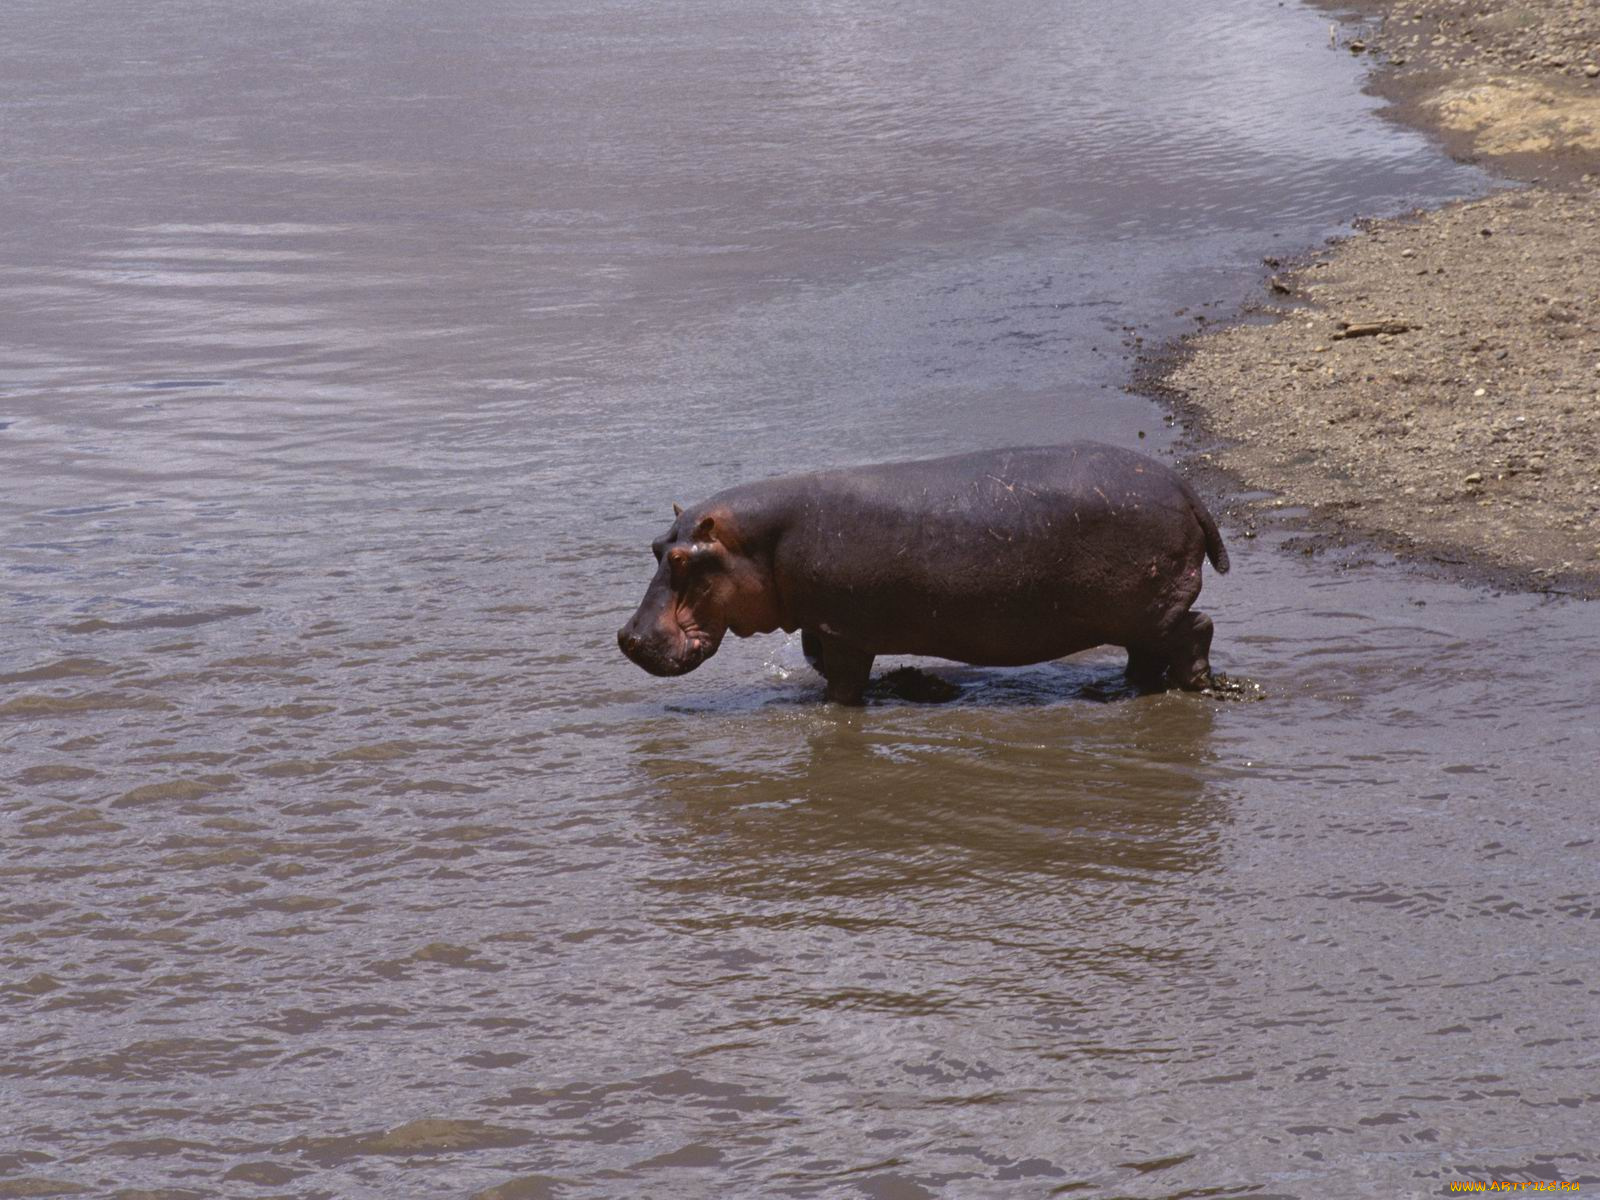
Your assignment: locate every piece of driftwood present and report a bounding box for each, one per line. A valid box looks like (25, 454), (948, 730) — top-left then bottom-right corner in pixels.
(1332, 320), (1418, 339)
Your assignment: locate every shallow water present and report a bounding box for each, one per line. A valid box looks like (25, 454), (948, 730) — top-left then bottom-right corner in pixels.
(2, 1), (1597, 1197)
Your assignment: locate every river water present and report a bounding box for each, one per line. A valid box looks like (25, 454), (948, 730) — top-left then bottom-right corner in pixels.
(3, 1), (1597, 1197)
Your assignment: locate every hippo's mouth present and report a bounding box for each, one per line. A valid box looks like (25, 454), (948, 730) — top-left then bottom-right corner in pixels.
(617, 621), (723, 676)
(632, 637), (712, 676)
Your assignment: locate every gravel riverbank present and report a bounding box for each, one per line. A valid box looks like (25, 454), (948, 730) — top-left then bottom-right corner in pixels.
(1162, 0), (1600, 595)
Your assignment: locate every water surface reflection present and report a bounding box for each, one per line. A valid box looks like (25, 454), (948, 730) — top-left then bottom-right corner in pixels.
(7, 0), (1595, 1196)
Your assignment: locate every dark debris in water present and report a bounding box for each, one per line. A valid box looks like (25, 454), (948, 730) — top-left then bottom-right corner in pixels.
(1077, 677), (1141, 703)
(872, 667), (964, 704)
(1201, 673), (1265, 702)
(135, 378), (229, 390)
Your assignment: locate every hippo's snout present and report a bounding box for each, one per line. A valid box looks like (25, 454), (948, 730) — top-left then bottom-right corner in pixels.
(618, 619), (710, 677)
(616, 623), (660, 672)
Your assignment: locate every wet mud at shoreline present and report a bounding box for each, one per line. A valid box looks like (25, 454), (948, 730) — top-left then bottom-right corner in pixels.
(1316, 0), (1600, 185)
(1164, 0), (1600, 596)
(1163, 188), (1600, 599)
(2, 1), (1598, 1197)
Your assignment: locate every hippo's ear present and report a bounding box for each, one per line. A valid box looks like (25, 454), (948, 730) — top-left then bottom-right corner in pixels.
(691, 515), (718, 544)
(673, 503), (683, 518)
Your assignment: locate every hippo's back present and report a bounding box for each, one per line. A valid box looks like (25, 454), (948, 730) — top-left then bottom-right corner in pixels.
(793, 442), (1224, 568)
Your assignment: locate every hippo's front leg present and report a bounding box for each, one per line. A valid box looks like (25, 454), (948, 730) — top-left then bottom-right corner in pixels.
(1123, 644), (1169, 689)
(801, 628), (824, 673)
(811, 630), (873, 706)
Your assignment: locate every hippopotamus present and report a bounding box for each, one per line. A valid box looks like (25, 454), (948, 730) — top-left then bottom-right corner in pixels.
(617, 442), (1229, 705)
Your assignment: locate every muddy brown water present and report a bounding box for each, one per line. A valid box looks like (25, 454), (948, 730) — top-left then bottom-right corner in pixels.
(2, 1), (1597, 1197)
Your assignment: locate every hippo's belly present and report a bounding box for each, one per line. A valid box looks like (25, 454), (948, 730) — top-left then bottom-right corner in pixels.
(791, 505), (1205, 664)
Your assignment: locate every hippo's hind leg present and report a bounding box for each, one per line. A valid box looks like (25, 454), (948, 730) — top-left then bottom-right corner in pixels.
(1164, 610), (1216, 691)
(812, 631), (873, 706)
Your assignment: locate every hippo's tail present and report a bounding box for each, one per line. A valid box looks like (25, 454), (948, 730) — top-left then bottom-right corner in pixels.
(1183, 484), (1230, 575)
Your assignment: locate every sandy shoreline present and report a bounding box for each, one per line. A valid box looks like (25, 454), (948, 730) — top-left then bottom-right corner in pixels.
(1160, 0), (1600, 596)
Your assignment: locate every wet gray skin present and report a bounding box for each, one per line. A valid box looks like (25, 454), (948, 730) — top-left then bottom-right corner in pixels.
(616, 444), (1230, 699)
(2, 0), (1597, 1197)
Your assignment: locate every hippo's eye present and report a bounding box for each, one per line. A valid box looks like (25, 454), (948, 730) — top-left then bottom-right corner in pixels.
(667, 546), (695, 579)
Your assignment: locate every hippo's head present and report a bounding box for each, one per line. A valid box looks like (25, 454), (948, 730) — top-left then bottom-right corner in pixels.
(617, 505), (780, 677)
